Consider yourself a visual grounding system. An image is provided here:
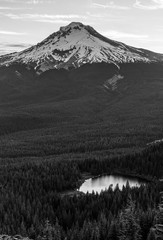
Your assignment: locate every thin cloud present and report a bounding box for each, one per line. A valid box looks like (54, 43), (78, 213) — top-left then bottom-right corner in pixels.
(6, 43), (32, 48)
(0, 42), (32, 56)
(0, 0), (54, 4)
(91, 0), (130, 10)
(0, 30), (27, 35)
(134, 0), (163, 10)
(35, 19), (70, 24)
(0, 6), (14, 9)
(86, 11), (125, 22)
(102, 30), (149, 40)
(0, 6), (31, 10)
(4, 13), (87, 22)
(26, 0), (55, 4)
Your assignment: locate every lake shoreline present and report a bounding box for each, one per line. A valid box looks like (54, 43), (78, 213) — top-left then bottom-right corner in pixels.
(61, 171), (155, 197)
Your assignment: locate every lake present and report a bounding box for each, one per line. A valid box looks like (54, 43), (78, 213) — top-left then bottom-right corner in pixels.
(78, 174), (145, 194)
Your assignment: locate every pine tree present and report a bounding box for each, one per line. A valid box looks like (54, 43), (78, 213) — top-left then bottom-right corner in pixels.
(118, 195), (142, 240)
(20, 221), (27, 237)
(38, 219), (62, 240)
(147, 229), (156, 240)
(153, 192), (163, 239)
(107, 221), (119, 240)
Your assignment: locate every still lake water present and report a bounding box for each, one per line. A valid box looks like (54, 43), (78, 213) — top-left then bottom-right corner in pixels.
(78, 175), (145, 194)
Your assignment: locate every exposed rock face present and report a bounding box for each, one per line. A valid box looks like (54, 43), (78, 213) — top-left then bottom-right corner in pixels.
(0, 235), (31, 240)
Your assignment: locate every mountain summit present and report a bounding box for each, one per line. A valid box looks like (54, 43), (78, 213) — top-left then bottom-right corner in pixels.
(0, 22), (163, 73)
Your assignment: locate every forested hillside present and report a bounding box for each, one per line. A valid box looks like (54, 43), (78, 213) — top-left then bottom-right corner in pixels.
(0, 143), (162, 239)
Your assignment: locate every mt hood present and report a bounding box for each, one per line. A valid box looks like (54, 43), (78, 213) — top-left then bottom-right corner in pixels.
(0, 22), (163, 73)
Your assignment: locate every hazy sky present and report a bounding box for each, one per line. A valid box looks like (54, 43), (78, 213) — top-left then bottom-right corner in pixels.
(0, 0), (163, 55)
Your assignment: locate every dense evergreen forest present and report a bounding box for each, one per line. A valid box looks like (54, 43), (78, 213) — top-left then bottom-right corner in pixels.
(0, 143), (162, 239)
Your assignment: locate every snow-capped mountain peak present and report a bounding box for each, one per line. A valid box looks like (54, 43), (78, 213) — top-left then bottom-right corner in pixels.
(0, 22), (163, 73)
(60, 22), (85, 31)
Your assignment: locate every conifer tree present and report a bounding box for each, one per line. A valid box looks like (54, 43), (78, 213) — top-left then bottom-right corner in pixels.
(147, 229), (156, 240)
(118, 195), (141, 240)
(107, 221), (119, 240)
(39, 219), (62, 240)
(153, 192), (163, 239)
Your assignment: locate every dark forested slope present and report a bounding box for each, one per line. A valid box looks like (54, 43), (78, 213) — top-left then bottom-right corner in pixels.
(0, 143), (162, 239)
(0, 63), (163, 160)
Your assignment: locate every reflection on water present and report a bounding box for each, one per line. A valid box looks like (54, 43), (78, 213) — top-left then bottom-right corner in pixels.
(78, 175), (145, 194)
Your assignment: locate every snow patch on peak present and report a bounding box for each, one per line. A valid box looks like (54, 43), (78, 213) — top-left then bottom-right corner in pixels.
(60, 22), (84, 32)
